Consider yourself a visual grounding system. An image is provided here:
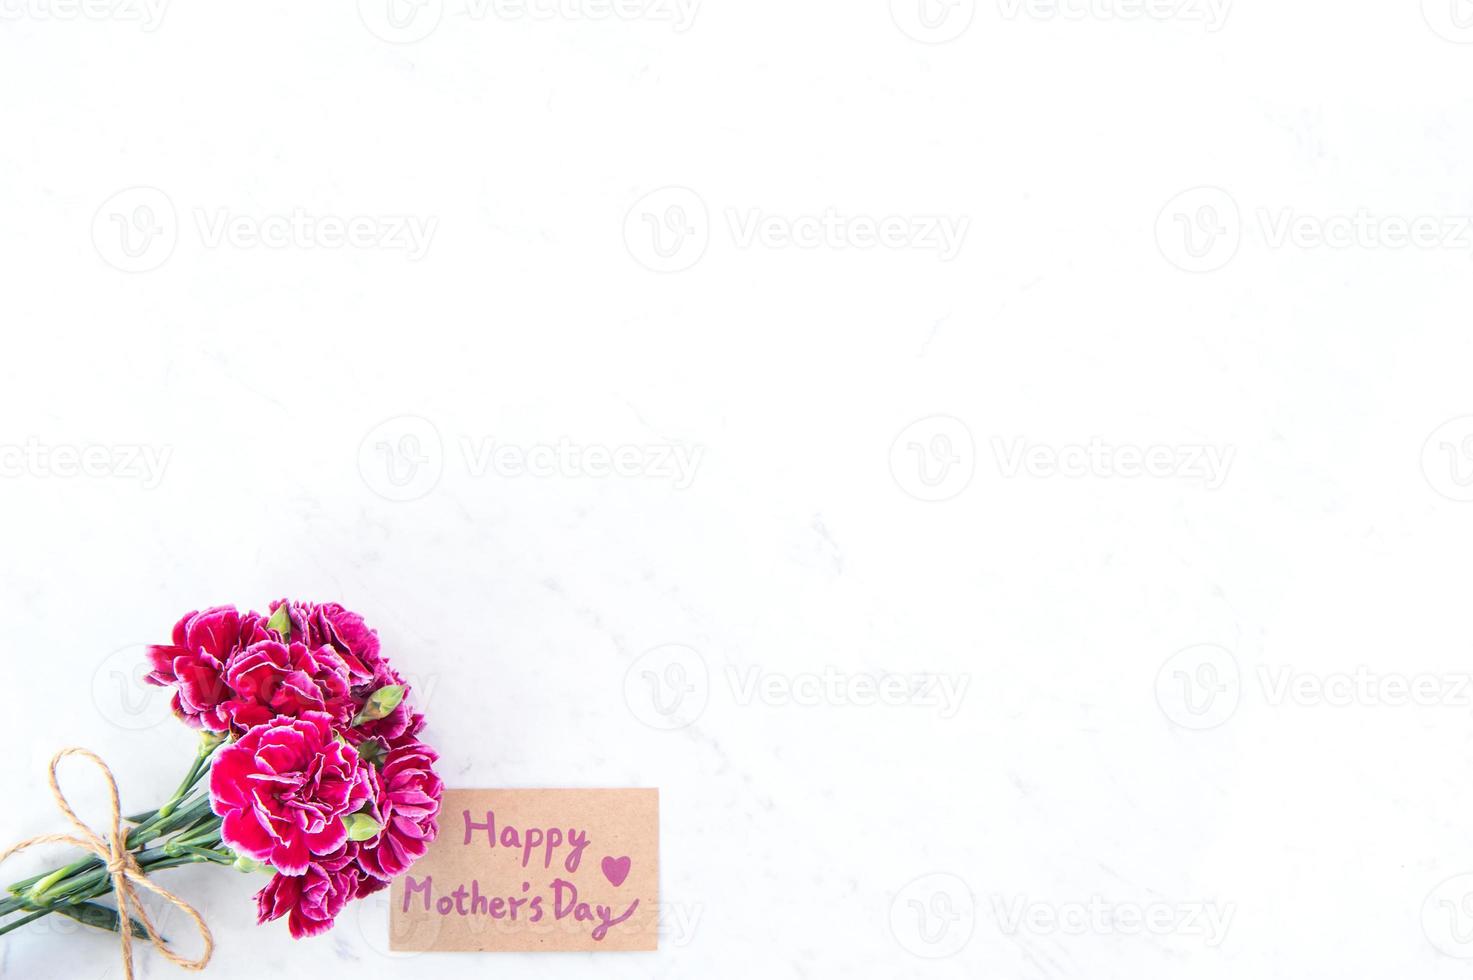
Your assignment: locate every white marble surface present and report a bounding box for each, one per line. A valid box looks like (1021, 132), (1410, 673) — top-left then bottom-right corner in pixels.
(3, 3), (1473, 978)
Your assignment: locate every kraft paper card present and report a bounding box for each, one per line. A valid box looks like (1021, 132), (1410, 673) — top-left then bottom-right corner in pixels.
(390, 788), (659, 952)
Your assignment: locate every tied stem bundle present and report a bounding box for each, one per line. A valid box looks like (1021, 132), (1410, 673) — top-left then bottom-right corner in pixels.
(0, 599), (445, 967)
(0, 748), (217, 979)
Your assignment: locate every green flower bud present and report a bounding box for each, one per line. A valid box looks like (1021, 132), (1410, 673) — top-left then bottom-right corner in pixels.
(342, 811), (383, 842)
(265, 603), (292, 639)
(351, 684), (405, 725)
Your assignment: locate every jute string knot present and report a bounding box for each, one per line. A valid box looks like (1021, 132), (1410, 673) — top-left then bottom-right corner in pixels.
(0, 748), (214, 979)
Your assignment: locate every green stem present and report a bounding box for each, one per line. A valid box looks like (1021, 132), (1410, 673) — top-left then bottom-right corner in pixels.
(0, 908), (53, 938)
(165, 845), (232, 864)
(24, 867), (74, 902)
(25, 805), (221, 907)
(2, 734), (229, 933)
(0, 843), (227, 931)
(156, 738), (218, 820)
(7, 856), (94, 897)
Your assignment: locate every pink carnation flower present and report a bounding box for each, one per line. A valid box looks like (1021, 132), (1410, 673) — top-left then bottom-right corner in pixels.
(268, 600), (412, 738)
(255, 846), (385, 939)
(270, 600), (381, 685)
(145, 606), (268, 731)
(211, 713), (372, 876)
(355, 736), (443, 881)
(149, 600), (443, 941)
(223, 640), (354, 732)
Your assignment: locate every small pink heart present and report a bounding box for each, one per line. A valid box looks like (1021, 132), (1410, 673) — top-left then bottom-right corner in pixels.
(601, 856), (631, 888)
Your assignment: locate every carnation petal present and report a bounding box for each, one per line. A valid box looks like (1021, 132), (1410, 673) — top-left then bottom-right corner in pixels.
(222, 808), (275, 860)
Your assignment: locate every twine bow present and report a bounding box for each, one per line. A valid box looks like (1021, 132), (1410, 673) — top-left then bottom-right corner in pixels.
(0, 748), (213, 979)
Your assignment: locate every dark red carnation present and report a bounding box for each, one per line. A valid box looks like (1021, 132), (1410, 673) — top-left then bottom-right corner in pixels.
(145, 606), (268, 731)
(255, 846), (358, 939)
(255, 842), (394, 939)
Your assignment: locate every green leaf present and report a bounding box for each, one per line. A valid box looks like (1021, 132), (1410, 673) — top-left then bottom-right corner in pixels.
(56, 902), (152, 941)
(232, 855), (270, 874)
(342, 812), (383, 842)
(265, 604), (291, 639)
(351, 685), (405, 725)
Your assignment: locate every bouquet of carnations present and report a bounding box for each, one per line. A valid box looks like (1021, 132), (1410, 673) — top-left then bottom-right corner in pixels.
(0, 600), (443, 970)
